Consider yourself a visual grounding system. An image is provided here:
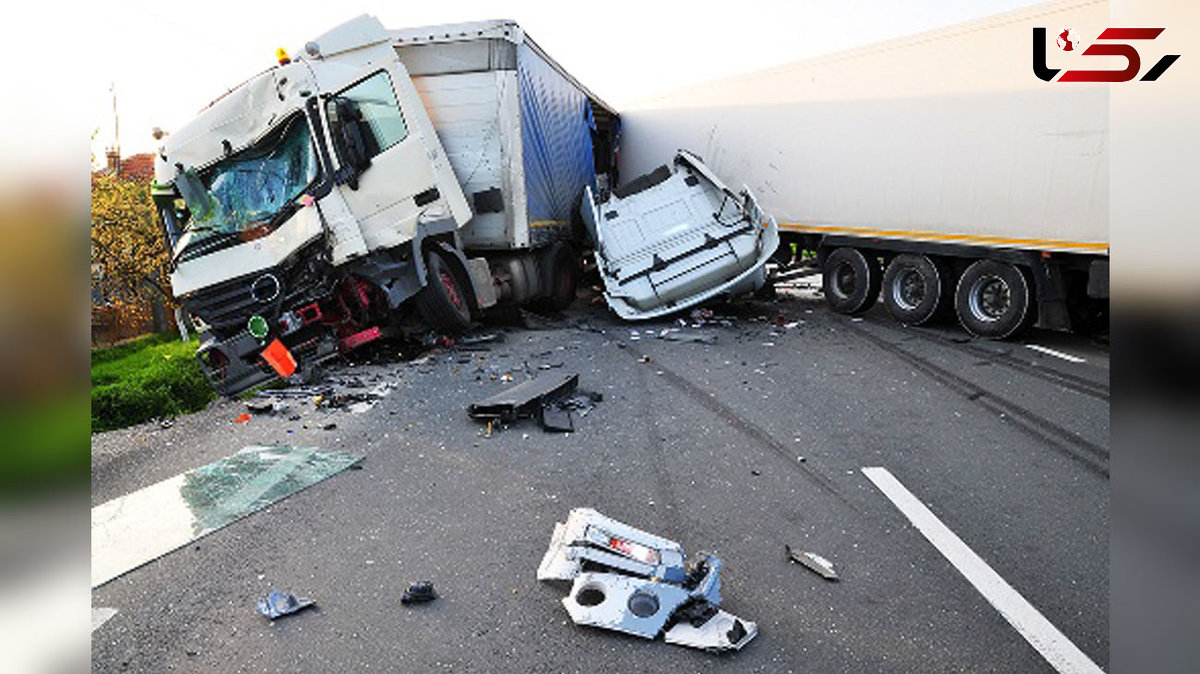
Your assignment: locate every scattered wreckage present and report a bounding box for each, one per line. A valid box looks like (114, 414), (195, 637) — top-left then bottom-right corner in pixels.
(537, 508), (757, 652)
(582, 150), (780, 321)
(468, 372), (602, 433)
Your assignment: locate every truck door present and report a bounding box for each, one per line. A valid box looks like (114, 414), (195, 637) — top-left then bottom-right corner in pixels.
(323, 67), (453, 250)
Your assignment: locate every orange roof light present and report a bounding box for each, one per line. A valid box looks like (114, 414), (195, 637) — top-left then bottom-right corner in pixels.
(276, 48), (291, 66)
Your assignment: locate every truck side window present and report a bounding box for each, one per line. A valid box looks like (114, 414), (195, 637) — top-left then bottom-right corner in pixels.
(337, 71), (409, 156)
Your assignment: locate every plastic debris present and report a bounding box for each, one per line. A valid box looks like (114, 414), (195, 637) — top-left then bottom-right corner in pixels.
(468, 372), (580, 431)
(785, 544), (839, 581)
(401, 581), (438, 605)
(540, 406), (574, 433)
(234, 413), (251, 424)
(256, 589), (315, 619)
(538, 508), (757, 653)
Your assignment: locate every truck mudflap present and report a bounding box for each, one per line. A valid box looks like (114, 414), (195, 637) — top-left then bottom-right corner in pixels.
(583, 150), (779, 321)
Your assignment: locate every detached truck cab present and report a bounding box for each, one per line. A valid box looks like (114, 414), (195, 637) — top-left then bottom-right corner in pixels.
(153, 16), (617, 395)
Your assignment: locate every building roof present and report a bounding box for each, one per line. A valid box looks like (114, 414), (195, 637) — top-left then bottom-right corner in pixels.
(118, 153), (156, 181)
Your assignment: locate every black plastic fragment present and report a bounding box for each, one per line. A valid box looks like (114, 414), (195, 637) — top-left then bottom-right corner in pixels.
(401, 581), (438, 605)
(468, 372), (579, 423)
(540, 406), (574, 433)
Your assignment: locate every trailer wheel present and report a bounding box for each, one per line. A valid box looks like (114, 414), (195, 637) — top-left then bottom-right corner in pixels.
(882, 254), (947, 325)
(416, 249), (472, 332)
(954, 260), (1031, 339)
(537, 242), (579, 312)
(822, 247), (881, 314)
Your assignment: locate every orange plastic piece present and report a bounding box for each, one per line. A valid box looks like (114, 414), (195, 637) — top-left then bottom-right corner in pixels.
(234, 413), (251, 424)
(262, 339), (297, 378)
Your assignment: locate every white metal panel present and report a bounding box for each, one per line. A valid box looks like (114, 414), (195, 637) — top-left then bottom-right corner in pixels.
(620, 0), (1109, 254)
(411, 70), (517, 248)
(170, 205), (323, 297)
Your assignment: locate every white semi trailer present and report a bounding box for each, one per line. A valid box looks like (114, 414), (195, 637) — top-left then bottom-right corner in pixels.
(153, 16), (618, 395)
(619, 0), (1109, 338)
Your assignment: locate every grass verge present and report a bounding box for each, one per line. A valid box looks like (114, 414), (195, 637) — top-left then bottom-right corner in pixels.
(91, 334), (216, 432)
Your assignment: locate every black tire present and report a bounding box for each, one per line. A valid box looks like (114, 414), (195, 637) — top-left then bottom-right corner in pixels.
(415, 249), (472, 332)
(822, 247), (881, 314)
(954, 259), (1032, 339)
(882, 254), (948, 325)
(538, 243), (579, 312)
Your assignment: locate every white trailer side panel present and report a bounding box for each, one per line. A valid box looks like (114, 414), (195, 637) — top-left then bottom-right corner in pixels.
(620, 0), (1109, 255)
(411, 70), (527, 250)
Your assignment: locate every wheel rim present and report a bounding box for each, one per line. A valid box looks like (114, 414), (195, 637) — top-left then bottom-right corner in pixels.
(892, 268), (925, 311)
(440, 270), (466, 313)
(968, 274), (1011, 322)
(832, 262), (858, 299)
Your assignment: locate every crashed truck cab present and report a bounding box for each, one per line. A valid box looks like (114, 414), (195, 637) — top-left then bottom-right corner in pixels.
(152, 16), (474, 394)
(584, 150), (780, 320)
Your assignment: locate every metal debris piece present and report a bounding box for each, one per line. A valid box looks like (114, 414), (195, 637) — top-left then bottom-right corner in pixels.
(468, 372), (579, 424)
(785, 544), (839, 581)
(256, 589), (315, 619)
(458, 333), (502, 346)
(538, 508), (756, 653)
(400, 581), (438, 604)
(663, 608), (756, 651)
(661, 331), (718, 345)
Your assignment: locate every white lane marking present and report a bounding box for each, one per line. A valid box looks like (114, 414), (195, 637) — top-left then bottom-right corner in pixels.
(861, 467), (1104, 674)
(1026, 344), (1086, 363)
(92, 607), (118, 632)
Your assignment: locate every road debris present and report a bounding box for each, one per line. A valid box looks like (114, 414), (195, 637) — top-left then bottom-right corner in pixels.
(245, 400), (289, 415)
(583, 151), (778, 321)
(256, 589), (316, 619)
(468, 372), (589, 433)
(233, 413), (251, 424)
(537, 508), (757, 652)
(91, 446), (363, 588)
(540, 406), (575, 433)
(785, 544), (839, 581)
(400, 581), (439, 605)
(660, 330), (718, 345)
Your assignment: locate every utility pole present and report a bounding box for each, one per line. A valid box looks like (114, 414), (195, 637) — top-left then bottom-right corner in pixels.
(109, 82), (121, 174)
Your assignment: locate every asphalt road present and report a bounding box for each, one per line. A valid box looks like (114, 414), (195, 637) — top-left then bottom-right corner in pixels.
(91, 285), (1109, 673)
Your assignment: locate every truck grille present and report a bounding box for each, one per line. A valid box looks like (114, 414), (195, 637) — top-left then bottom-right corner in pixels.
(184, 253), (330, 338)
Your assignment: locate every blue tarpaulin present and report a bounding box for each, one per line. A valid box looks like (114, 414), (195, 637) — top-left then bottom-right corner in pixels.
(517, 43), (597, 230)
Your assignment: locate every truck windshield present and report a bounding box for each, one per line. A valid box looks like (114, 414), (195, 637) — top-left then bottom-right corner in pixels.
(180, 114), (318, 242)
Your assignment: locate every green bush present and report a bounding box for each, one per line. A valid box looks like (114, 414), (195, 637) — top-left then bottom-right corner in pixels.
(91, 335), (217, 432)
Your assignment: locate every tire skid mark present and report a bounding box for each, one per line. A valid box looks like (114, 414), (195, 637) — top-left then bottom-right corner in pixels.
(844, 322), (1109, 478)
(622, 344), (858, 511)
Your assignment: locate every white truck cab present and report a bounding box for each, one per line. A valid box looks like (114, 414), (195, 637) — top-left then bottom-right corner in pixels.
(154, 15), (618, 395)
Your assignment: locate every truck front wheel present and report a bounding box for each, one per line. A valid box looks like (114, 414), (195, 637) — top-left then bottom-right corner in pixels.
(882, 254), (948, 325)
(416, 249), (472, 332)
(954, 260), (1032, 339)
(822, 247), (881, 315)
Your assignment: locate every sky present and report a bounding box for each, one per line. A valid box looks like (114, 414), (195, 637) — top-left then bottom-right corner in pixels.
(7, 0), (1049, 172)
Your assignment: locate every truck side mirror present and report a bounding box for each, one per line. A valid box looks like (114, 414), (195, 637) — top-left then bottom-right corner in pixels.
(325, 97), (372, 189)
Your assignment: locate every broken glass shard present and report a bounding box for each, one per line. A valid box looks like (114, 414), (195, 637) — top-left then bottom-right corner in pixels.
(91, 445), (362, 588)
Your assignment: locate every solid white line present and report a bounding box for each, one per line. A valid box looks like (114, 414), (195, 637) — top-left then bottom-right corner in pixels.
(1026, 344), (1086, 363)
(861, 467), (1104, 674)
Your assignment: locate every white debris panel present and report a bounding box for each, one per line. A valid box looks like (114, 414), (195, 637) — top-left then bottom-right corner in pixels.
(582, 150), (779, 321)
(537, 507), (757, 652)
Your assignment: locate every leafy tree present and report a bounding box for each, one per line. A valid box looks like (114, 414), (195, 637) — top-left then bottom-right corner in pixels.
(90, 172), (173, 331)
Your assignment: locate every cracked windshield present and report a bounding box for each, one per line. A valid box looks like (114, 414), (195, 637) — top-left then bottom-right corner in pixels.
(182, 114), (317, 242)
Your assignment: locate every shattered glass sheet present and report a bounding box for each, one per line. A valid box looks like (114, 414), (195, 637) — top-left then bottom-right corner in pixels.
(91, 445), (362, 588)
